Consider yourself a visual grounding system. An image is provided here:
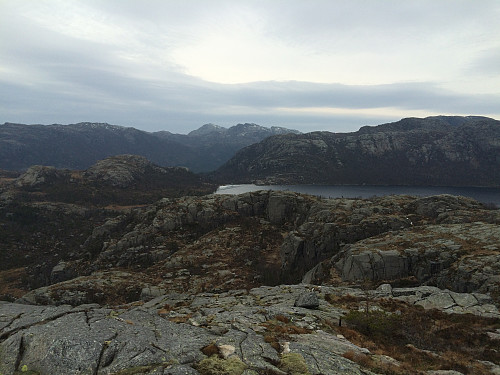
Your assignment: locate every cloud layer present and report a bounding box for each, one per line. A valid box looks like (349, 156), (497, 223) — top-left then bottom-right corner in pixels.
(1, 0), (499, 133)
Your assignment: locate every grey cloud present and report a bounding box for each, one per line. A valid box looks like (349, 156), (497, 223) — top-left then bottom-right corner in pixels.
(0, 78), (393, 133)
(257, 0), (498, 52)
(83, 0), (213, 23)
(2, 69), (499, 133)
(2, 18), (499, 130)
(1, 0), (499, 133)
(217, 81), (500, 114)
(469, 48), (500, 76)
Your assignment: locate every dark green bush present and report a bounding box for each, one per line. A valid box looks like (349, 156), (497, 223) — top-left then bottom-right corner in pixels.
(344, 309), (402, 339)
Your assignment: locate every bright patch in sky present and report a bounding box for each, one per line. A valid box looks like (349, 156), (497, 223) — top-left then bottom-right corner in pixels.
(1, 0), (499, 132)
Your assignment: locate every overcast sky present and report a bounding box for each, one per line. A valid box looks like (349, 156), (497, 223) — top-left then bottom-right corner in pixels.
(1, 0), (500, 133)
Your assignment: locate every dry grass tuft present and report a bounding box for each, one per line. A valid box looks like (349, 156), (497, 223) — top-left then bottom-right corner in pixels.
(168, 314), (191, 323)
(261, 318), (313, 352)
(201, 343), (220, 357)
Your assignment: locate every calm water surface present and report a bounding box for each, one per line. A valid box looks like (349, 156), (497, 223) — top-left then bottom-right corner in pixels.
(215, 184), (500, 206)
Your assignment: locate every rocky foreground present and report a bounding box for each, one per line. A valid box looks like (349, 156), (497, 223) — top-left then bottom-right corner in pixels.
(1, 283), (499, 375)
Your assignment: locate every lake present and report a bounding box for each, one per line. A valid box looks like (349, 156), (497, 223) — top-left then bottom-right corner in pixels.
(215, 184), (500, 207)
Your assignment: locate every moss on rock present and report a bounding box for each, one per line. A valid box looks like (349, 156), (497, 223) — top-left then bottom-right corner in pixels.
(279, 353), (311, 375)
(197, 355), (246, 375)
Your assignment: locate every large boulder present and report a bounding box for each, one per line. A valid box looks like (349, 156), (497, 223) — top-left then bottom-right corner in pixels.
(294, 291), (320, 309)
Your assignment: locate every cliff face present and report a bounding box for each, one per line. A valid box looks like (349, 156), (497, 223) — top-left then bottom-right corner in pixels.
(214, 116), (500, 186)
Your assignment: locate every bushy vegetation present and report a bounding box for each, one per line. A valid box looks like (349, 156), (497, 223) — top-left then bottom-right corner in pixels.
(343, 309), (402, 340)
(25, 177), (215, 206)
(0, 202), (110, 271)
(328, 295), (500, 374)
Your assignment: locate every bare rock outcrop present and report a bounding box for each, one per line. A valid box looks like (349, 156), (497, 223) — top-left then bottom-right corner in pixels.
(305, 221), (500, 299)
(84, 154), (186, 188)
(375, 284), (499, 317)
(284, 194), (498, 282)
(12, 191), (495, 309)
(15, 165), (70, 187)
(1, 285), (371, 375)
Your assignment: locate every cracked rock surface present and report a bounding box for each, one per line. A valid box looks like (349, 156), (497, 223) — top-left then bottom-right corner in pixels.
(1, 285), (373, 375)
(306, 220), (500, 299)
(2, 284), (499, 374)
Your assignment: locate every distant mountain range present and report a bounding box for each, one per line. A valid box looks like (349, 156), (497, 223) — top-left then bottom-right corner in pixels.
(154, 123), (300, 172)
(214, 116), (500, 187)
(0, 122), (299, 172)
(3, 116), (500, 187)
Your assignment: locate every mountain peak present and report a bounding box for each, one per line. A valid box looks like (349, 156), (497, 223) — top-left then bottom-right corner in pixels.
(232, 123), (263, 131)
(188, 123), (227, 136)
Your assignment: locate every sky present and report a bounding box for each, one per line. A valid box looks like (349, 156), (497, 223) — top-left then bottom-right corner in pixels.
(1, 0), (500, 134)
